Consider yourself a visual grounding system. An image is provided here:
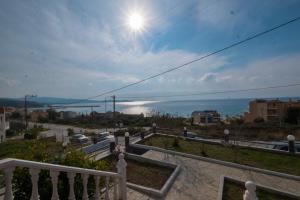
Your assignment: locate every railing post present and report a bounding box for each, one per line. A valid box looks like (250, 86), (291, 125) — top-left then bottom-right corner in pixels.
(152, 123), (156, 134)
(183, 127), (187, 137)
(4, 167), (14, 200)
(224, 129), (230, 143)
(30, 168), (40, 200)
(82, 174), (89, 200)
(105, 176), (110, 200)
(67, 173), (76, 200)
(113, 177), (118, 200)
(117, 153), (127, 200)
(125, 132), (130, 152)
(287, 134), (295, 153)
(243, 181), (258, 200)
(94, 175), (100, 200)
(50, 171), (59, 200)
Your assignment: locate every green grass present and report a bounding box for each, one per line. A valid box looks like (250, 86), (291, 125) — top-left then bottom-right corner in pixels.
(102, 154), (173, 190)
(140, 135), (300, 176)
(223, 179), (297, 200)
(0, 138), (64, 160)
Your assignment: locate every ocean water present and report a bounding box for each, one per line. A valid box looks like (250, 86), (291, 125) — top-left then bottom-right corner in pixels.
(116, 99), (250, 117)
(55, 99), (251, 117)
(52, 97), (300, 118)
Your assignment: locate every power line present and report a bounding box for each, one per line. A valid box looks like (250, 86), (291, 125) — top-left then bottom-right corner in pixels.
(63, 16), (300, 105)
(117, 83), (300, 99)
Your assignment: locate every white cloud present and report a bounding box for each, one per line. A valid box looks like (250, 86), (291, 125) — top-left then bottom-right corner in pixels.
(0, 75), (19, 87)
(1, 0), (300, 99)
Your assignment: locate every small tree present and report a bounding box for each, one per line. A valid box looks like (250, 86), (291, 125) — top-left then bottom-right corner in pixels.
(67, 128), (74, 136)
(172, 137), (180, 148)
(285, 107), (300, 125)
(254, 117), (264, 123)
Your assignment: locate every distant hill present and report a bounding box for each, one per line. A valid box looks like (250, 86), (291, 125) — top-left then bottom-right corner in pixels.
(28, 97), (102, 105)
(0, 96), (132, 108)
(0, 98), (42, 108)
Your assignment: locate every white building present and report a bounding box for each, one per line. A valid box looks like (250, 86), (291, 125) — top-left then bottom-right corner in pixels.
(59, 111), (77, 119)
(0, 107), (10, 143)
(191, 110), (221, 126)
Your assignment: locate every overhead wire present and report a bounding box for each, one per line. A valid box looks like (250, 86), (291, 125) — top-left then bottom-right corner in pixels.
(117, 83), (300, 100)
(59, 15), (300, 105)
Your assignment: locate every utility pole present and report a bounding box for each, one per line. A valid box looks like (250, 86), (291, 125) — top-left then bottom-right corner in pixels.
(111, 95), (116, 118)
(104, 97), (107, 113)
(24, 94), (37, 130)
(24, 96), (27, 129)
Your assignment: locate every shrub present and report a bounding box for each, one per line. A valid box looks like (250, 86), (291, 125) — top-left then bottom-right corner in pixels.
(254, 117), (265, 123)
(67, 128), (74, 136)
(172, 137), (180, 148)
(285, 107), (300, 125)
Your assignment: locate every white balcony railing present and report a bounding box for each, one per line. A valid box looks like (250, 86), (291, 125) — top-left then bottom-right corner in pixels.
(0, 153), (127, 200)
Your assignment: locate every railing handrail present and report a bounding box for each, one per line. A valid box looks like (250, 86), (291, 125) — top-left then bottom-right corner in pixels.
(0, 158), (120, 178)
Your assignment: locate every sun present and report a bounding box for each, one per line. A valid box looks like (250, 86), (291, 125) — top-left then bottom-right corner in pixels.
(127, 12), (145, 32)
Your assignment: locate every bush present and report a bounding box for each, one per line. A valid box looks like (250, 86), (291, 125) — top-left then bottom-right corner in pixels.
(38, 116), (49, 123)
(5, 129), (16, 137)
(285, 107), (300, 125)
(67, 128), (74, 136)
(24, 133), (36, 140)
(9, 121), (25, 132)
(172, 137), (180, 148)
(254, 117), (265, 123)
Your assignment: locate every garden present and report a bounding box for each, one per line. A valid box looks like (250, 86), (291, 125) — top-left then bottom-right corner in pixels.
(222, 179), (298, 200)
(139, 134), (300, 176)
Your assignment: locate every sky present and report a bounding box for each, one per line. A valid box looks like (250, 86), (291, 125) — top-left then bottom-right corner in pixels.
(1, 0), (300, 101)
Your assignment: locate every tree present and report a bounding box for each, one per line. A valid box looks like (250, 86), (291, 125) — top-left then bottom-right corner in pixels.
(285, 107), (300, 125)
(47, 109), (58, 121)
(254, 117), (264, 123)
(67, 128), (74, 136)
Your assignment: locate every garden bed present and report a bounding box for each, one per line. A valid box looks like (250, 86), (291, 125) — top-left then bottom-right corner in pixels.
(138, 134), (300, 176)
(222, 178), (298, 200)
(101, 153), (174, 190)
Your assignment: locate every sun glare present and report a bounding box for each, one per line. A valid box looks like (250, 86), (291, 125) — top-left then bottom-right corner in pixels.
(127, 12), (145, 32)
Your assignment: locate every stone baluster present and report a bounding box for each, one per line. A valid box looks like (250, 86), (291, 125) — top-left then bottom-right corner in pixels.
(4, 168), (14, 200)
(67, 173), (76, 200)
(94, 175), (100, 200)
(243, 181), (258, 200)
(82, 174), (89, 200)
(117, 153), (127, 200)
(105, 176), (110, 200)
(50, 171), (59, 200)
(113, 177), (118, 200)
(30, 169), (40, 200)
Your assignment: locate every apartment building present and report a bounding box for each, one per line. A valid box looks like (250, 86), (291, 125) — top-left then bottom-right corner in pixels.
(191, 110), (221, 125)
(0, 107), (10, 143)
(244, 98), (300, 123)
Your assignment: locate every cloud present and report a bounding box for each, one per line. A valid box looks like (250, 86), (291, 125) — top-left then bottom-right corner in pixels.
(0, 75), (19, 87)
(0, 0), (300, 99)
(199, 73), (218, 82)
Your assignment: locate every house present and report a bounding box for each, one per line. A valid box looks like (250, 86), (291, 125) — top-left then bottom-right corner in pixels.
(244, 98), (300, 123)
(59, 111), (77, 119)
(30, 110), (49, 122)
(0, 107), (10, 143)
(191, 110), (221, 125)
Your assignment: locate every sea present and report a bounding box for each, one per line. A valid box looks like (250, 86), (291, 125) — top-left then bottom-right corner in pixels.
(50, 97), (299, 118)
(48, 98), (249, 118)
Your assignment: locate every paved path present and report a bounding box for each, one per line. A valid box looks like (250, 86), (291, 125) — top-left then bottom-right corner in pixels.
(138, 150), (300, 200)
